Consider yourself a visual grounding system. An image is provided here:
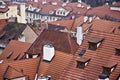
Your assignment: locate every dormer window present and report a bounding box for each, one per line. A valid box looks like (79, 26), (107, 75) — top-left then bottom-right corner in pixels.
(76, 57), (91, 69)
(102, 64), (117, 76)
(115, 47), (120, 56)
(116, 74), (120, 80)
(88, 38), (104, 50)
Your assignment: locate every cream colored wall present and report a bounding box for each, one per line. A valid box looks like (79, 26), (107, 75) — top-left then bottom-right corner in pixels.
(23, 25), (38, 43)
(0, 13), (6, 19)
(0, 5), (17, 19)
(8, 5), (18, 18)
(17, 4), (26, 24)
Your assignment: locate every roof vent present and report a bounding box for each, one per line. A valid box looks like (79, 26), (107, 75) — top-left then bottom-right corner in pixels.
(98, 73), (109, 80)
(88, 38), (104, 51)
(43, 44), (55, 62)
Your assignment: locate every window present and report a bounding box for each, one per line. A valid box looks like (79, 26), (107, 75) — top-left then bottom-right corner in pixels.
(88, 38), (104, 50)
(102, 64), (117, 76)
(6, 13), (8, 17)
(115, 48), (120, 56)
(76, 58), (91, 69)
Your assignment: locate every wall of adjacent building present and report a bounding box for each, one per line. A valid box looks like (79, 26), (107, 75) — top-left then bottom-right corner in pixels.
(22, 25), (38, 43)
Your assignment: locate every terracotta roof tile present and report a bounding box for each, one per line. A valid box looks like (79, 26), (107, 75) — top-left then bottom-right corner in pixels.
(3, 66), (24, 79)
(60, 30), (120, 80)
(90, 19), (120, 34)
(0, 40), (31, 62)
(0, 58), (39, 80)
(87, 5), (120, 21)
(38, 50), (73, 80)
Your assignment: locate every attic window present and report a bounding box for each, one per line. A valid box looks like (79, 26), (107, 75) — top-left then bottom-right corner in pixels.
(7, 51), (13, 59)
(102, 64), (117, 76)
(76, 58), (91, 69)
(115, 47), (120, 56)
(88, 38), (104, 50)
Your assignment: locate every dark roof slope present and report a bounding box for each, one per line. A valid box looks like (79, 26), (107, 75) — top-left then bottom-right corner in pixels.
(27, 29), (79, 54)
(38, 50), (73, 80)
(0, 22), (26, 48)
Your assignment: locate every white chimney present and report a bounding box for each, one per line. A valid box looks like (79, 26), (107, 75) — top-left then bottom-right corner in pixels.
(43, 45), (55, 61)
(78, 0), (82, 3)
(34, 0), (38, 2)
(87, 5), (91, 9)
(76, 27), (83, 45)
(42, 0), (46, 5)
(84, 16), (88, 22)
(19, 4), (26, 23)
(89, 17), (93, 23)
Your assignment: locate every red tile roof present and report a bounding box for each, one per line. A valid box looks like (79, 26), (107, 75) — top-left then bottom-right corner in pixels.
(38, 50), (73, 80)
(90, 19), (120, 33)
(27, 29), (79, 54)
(0, 58), (40, 80)
(0, 40), (31, 62)
(3, 66), (24, 79)
(60, 30), (120, 80)
(87, 5), (120, 21)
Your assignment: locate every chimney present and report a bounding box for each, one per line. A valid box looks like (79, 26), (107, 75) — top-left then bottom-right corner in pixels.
(43, 44), (55, 62)
(78, 0), (82, 3)
(84, 16), (88, 22)
(89, 17), (93, 23)
(76, 27), (83, 45)
(98, 73), (109, 80)
(34, 0), (38, 2)
(19, 3), (26, 23)
(42, 0), (46, 5)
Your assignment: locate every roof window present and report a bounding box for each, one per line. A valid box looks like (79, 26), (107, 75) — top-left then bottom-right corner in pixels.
(115, 47), (120, 56)
(102, 63), (117, 76)
(76, 57), (91, 69)
(88, 38), (104, 50)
